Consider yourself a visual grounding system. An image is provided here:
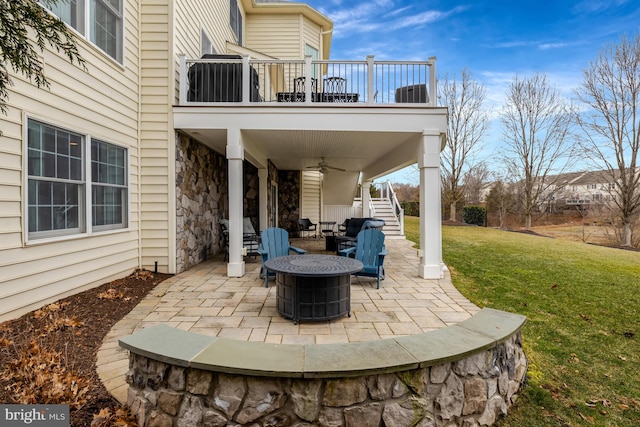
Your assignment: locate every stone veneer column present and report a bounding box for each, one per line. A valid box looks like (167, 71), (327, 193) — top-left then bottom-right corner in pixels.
(175, 134), (227, 273)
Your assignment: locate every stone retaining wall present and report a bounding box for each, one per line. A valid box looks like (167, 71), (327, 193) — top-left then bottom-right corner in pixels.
(122, 310), (527, 427)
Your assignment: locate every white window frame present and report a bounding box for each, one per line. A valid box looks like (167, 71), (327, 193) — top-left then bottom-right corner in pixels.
(25, 117), (129, 242)
(26, 119), (87, 240)
(201, 28), (216, 56)
(91, 138), (128, 231)
(41, 0), (124, 64)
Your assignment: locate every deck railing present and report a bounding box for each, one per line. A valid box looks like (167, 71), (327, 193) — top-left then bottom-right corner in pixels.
(178, 55), (437, 107)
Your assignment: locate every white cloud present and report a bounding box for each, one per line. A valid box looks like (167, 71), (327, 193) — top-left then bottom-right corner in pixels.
(539, 42), (569, 50)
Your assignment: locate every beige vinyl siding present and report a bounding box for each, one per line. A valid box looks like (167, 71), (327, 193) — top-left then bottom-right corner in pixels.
(301, 171), (322, 225)
(245, 15), (302, 59)
(0, 0), (141, 321)
(175, 0), (235, 58)
(0, 106), (23, 251)
(302, 18), (321, 57)
(139, 0), (173, 272)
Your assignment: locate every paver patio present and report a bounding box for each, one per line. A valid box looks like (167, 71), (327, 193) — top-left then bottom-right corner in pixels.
(96, 236), (479, 403)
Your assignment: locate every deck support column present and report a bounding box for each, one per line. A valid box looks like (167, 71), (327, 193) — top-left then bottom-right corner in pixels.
(227, 128), (245, 277)
(418, 130), (445, 279)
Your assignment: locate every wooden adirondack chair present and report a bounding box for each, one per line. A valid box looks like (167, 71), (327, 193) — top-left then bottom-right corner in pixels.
(339, 228), (387, 289)
(258, 228), (306, 287)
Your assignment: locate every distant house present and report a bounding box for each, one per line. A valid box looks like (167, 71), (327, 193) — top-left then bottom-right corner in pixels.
(0, 0), (448, 321)
(536, 170), (620, 212)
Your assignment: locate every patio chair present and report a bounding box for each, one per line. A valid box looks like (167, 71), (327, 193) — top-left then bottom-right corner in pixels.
(297, 218), (317, 238)
(220, 218), (260, 260)
(337, 218), (349, 235)
(334, 217), (385, 253)
(258, 227), (306, 287)
(339, 228), (387, 289)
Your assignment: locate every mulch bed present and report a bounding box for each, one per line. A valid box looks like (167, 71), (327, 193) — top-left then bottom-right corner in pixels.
(0, 270), (171, 426)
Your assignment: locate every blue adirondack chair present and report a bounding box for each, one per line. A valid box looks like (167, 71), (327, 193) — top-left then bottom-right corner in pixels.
(258, 227), (306, 287)
(339, 228), (387, 289)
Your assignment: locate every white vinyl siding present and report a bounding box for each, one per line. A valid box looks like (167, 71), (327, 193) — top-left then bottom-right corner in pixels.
(0, 0), (140, 321)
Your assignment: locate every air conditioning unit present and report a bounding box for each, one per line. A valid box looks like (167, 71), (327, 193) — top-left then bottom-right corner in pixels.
(395, 84), (428, 103)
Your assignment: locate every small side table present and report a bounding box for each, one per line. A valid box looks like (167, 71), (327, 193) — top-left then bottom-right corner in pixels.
(319, 221), (336, 236)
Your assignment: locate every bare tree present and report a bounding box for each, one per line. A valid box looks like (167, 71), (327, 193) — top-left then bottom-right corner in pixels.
(0, 0), (85, 114)
(439, 68), (489, 221)
(485, 179), (516, 228)
(500, 73), (575, 229)
(574, 33), (640, 247)
(462, 161), (491, 205)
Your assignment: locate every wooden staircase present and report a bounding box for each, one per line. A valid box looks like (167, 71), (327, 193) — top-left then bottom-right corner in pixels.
(371, 199), (403, 237)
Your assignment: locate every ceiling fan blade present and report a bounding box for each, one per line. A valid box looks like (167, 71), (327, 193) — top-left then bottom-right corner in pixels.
(326, 165), (346, 171)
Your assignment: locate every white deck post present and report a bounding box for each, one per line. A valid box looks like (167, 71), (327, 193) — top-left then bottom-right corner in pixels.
(242, 55), (250, 105)
(366, 55), (375, 105)
(179, 54), (187, 105)
(227, 128), (245, 277)
(304, 55), (313, 105)
(418, 129), (444, 279)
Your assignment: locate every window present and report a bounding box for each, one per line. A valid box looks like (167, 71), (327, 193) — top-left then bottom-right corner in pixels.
(27, 119), (128, 240)
(230, 0), (242, 45)
(305, 44), (319, 79)
(201, 29), (215, 56)
(92, 140), (127, 230)
(28, 120), (85, 238)
(42, 0), (123, 63)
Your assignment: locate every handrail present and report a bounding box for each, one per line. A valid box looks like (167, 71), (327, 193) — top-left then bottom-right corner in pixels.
(178, 54), (437, 107)
(373, 181), (405, 235)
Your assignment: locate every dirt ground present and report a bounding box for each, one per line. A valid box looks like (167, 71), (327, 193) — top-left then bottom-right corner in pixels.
(531, 222), (615, 245)
(0, 270), (172, 426)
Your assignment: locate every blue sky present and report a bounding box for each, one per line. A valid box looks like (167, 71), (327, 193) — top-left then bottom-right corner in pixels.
(301, 0), (640, 182)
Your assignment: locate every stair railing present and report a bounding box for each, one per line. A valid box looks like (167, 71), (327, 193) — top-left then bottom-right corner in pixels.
(373, 181), (404, 236)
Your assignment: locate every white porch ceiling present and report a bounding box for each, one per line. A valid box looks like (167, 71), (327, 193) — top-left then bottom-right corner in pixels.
(174, 106), (448, 181)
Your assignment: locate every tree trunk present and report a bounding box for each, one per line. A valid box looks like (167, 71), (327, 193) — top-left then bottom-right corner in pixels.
(525, 214), (532, 230)
(621, 221), (632, 247)
(449, 203), (457, 222)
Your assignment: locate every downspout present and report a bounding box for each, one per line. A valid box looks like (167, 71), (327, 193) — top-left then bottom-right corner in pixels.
(167, 0), (177, 274)
(136, 0), (142, 270)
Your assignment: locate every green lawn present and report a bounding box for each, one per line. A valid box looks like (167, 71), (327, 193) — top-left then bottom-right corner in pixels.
(404, 217), (640, 427)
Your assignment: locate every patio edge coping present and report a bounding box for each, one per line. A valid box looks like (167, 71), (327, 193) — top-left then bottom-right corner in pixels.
(119, 307), (526, 379)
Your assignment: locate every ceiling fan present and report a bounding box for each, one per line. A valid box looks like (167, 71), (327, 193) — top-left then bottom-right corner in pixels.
(306, 157), (346, 174)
